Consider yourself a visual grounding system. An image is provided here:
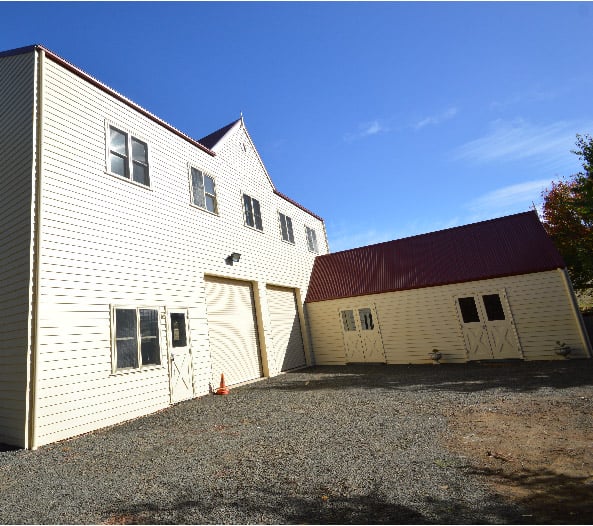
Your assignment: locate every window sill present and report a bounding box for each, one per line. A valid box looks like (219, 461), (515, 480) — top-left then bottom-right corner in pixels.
(190, 203), (219, 216)
(106, 171), (153, 191)
(110, 364), (165, 376)
(243, 223), (265, 233)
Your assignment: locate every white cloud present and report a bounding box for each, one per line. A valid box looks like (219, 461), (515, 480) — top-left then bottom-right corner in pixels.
(489, 88), (556, 111)
(452, 119), (584, 171)
(343, 119), (390, 142)
(343, 106), (459, 142)
(466, 178), (553, 219)
(361, 120), (386, 136)
(414, 107), (458, 130)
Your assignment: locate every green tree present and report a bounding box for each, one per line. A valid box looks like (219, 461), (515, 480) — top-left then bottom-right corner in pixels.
(541, 134), (593, 304)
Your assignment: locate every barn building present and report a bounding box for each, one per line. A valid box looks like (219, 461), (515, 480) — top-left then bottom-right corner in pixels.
(1, 44), (590, 450)
(305, 212), (592, 365)
(0, 45), (327, 449)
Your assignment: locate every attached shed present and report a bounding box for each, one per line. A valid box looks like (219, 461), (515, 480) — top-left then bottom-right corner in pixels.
(305, 212), (592, 364)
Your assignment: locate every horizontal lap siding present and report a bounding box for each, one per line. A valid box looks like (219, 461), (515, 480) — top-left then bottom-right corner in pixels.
(0, 51), (35, 448)
(308, 271), (588, 365)
(34, 58), (325, 446)
(208, 127), (326, 378)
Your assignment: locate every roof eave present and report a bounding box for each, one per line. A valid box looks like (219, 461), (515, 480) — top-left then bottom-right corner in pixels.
(13, 44), (217, 157)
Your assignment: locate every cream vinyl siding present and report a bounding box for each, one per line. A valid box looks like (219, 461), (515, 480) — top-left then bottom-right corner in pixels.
(307, 270), (589, 365)
(205, 276), (262, 386)
(26, 55), (326, 446)
(0, 51), (36, 448)
(266, 285), (306, 372)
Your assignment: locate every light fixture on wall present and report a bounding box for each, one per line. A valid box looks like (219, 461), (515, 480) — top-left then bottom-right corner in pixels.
(226, 252), (241, 265)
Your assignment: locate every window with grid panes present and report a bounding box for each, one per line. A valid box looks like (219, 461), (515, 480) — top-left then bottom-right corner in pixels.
(279, 212), (295, 243)
(305, 226), (319, 253)
(243, 194), (263, 230)
(108, 126), (150, 187)
(113, 307), (160, 371)
(191, 167), (218, 213)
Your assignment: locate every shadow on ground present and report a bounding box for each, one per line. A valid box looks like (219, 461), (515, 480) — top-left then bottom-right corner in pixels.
(251, 360), (593, 395)
(464, 466), (593, 525)
(102, 484), (525, 525)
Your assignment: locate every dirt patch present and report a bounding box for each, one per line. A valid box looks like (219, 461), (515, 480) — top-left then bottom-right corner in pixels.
(445, 388), (593, 524)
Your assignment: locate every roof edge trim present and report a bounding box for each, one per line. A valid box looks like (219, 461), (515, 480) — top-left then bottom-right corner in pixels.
(15, 44), (216, 157)
(274, 190), (324, 222)
(0, 44), (39, 59)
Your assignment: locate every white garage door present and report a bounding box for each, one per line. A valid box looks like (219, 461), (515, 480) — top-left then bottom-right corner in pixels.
(267, 285), (306, 372)
(205, 276), (262, 386)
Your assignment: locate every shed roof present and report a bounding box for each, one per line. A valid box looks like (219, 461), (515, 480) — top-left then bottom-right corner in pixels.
(305, 211), (565, 303)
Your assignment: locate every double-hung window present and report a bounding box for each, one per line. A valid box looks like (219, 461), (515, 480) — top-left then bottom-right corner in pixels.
(108, 125), (150, 187)
(278, 212), (295, 243)
(191, 167), (218, 213)
(112, 307), (161, 371)
(306, 226), (319, 253)
(243, 194), (263, 231)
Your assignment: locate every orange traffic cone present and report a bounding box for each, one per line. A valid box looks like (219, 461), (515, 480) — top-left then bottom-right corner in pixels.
(214, 373), (230, 395)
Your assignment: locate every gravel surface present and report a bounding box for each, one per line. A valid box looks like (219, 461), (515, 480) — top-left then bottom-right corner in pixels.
(1, 361), (591, 524)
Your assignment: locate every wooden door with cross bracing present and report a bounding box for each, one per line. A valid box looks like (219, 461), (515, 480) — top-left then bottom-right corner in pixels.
(168, 309), (194, 403)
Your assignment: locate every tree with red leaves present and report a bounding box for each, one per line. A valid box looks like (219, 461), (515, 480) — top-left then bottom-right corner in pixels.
(541, 134), (593, 298)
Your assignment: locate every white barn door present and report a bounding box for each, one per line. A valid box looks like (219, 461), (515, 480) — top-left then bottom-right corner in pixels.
(167, 309), (194, 403)
(456, 291), (522, 360)
(340, 305), (386, 363)
(205, 276), (263, 386)
(340, 309), (365, 362)
(481, 292), (522, 359)
(266, 285), (306, 372)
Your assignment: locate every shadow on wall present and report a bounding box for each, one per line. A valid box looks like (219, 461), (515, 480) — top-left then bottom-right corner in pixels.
(248, 360), (593, 395)
(583, 313), (593, 344)
(279, 315), (307, 372)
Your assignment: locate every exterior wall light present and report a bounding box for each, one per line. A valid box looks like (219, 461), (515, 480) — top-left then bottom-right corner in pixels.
(226, 252), (241, 265)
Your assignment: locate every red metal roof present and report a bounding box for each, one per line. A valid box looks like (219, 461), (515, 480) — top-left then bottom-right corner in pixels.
(305, 211), (565, 303)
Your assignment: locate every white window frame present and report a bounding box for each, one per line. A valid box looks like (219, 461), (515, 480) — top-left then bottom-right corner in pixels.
(105, 121), (151, 189)
(278, 211), (295, 244)
(189, 165), (218, 215)
(110, 305), (162, 374)
(166, 308), (191, 350)
(242, 193), (264, 231)
(305, 226), (319, 253)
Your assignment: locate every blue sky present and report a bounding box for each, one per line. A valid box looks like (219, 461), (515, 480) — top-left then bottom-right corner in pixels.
(2, 2), (592, 252)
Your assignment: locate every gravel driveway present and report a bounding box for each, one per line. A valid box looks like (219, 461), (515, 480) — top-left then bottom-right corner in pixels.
(1, 361), (592, 524)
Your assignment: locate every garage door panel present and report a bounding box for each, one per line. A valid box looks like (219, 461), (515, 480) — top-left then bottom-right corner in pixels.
(205, 277), (262, 386)
(267, 286), (306, 372)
